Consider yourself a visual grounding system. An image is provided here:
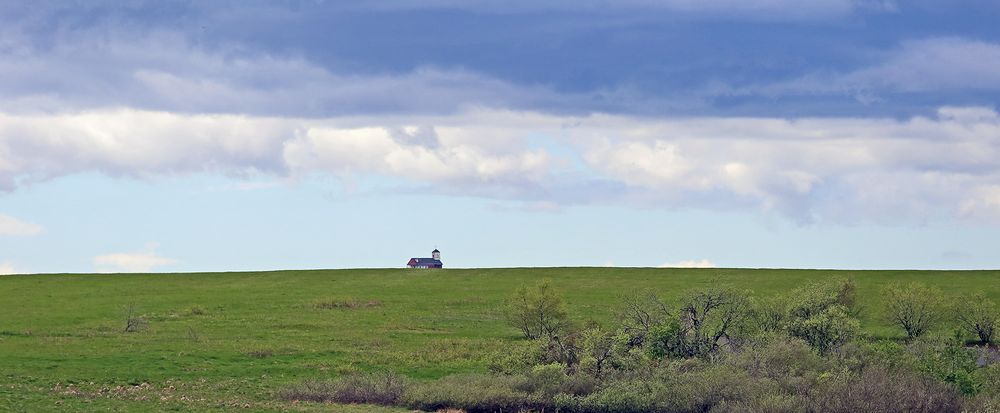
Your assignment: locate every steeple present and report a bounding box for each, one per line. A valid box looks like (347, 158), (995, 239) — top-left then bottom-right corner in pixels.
(432, 248), (440, 260)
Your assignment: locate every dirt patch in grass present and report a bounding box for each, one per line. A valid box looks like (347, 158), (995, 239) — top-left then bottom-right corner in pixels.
(246, 349), (275, 359)
(315, 299), (382, 310)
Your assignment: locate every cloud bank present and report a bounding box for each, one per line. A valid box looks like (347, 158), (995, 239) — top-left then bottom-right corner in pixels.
(1, 107), (999, 224)
(659, 259), (716, 268)
(93, 245), (177, 273)
(0, 262), (18, 275)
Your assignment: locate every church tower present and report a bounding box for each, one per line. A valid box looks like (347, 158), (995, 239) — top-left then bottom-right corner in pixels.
(432, 249), (441, 260)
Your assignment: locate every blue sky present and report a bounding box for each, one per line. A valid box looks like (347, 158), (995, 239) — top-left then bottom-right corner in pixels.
(1, 1), (999, 273)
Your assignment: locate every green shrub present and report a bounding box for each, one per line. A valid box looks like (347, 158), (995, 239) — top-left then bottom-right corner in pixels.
(402, 374), (541, 413)
(486, 339), (545, 375)
(505, 281), (569, 340)
(788, 305), (860, 355)
(836, 338), (916, 373)
(976, 364), (1000, 397)
(785, 280), (860, 354)
(884, 282), (944, 340)
(556, 380), (663, 413)
(646, 319), (685, 359)
(728, 335), (826, 392)
(912, 337), (980, 395)
(523, 363), (568, 398)
(955, 293), (998, 345)
(578, 327), (621, 377)
(742, 295), (786, 337)
(668, 364), (777, 413)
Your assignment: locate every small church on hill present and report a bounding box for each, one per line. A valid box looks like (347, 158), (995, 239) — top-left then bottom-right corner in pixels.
(407, 249), (443, 268)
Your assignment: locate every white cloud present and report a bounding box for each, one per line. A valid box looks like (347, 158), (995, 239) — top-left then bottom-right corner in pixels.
(0, 262), (19, 275)
(960, 185), (1000, 221)
(660, 259), (716, 268)
(284, 126), (550, 185)
(574, 107), (1000, 222)
(1, 106), (1000, 223)
(0, 213), (43, 235)
(94, 244), (177, 273)
(0, 108), (553, 192)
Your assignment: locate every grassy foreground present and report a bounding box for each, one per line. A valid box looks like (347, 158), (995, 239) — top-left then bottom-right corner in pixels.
(1, 267), (998, 412)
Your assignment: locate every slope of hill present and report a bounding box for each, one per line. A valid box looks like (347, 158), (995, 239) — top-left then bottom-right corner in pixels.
(2, 267), (997, 411)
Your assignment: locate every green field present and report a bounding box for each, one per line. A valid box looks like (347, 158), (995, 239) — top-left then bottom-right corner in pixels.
(2, 267), (998, 412)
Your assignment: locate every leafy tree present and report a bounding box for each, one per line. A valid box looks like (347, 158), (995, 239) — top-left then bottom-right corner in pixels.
(506, 281), (570, 340)
(647, 319), (685, 359)
(615, 292), (670, 347)
(788, 305), (860, 355)
(646, 286), (750, 359)
(578, 327), (619, 378)
(884, 282), (944, 340)
(678, 286), (751, 357)
(955, 293), (998, 344)
(785, 279), (860, 354)
(743, 296), (786, 336)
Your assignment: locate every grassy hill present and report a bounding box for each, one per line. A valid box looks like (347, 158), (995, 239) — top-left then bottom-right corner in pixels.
(2, 267), (998, 411)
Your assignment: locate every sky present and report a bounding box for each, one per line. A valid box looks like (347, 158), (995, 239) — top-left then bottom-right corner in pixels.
(1, 0), (999, 273)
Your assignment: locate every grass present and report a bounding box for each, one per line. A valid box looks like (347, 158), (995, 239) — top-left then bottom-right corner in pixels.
(1, 267), (998, 411)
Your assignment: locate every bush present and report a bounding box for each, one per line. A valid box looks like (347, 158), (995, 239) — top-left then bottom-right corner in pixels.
(667, 364), (769, 413)
(911, 337), (980, 395)
(743, 295), (786, 337)
(785, 279), (860, 354)
(977, 364), (1000, 397)
(729, 335), (826, 393)
(123, 302), (147, 333)
(486, 339), (545, 375)
(956, 293), (998, 344)
(616, 292), (671, 347)
(402, 374), (542, 412)
(807, 365), (963, 413)
(836, 338), (916, 373)
(505, 281), (569, 340)
(278, 371), (406, 405)
(578, 327), (620, 377)
(555, 379), (663, 413)
(884, 282), (944, 340)
(646, 319), (685, 359)
(788, 305), (860, 355)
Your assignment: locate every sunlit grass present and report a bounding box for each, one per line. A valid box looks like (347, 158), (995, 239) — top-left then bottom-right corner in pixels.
(1, 267), (997, 411)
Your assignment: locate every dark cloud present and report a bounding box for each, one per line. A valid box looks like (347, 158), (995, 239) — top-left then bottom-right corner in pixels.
(3, 1), (1000, 118)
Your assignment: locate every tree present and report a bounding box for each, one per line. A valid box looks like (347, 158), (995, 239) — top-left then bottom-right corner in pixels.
(615, 292), (670, 347)
(955, 293), (998, 344)
(785, 279), (860, 354)
(506, 281), (570, 340)
(788, 305), (859, 355)
(680, 286), (751, 356)
(884, 282), (943, 340)
(646, 286), (750, 359)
